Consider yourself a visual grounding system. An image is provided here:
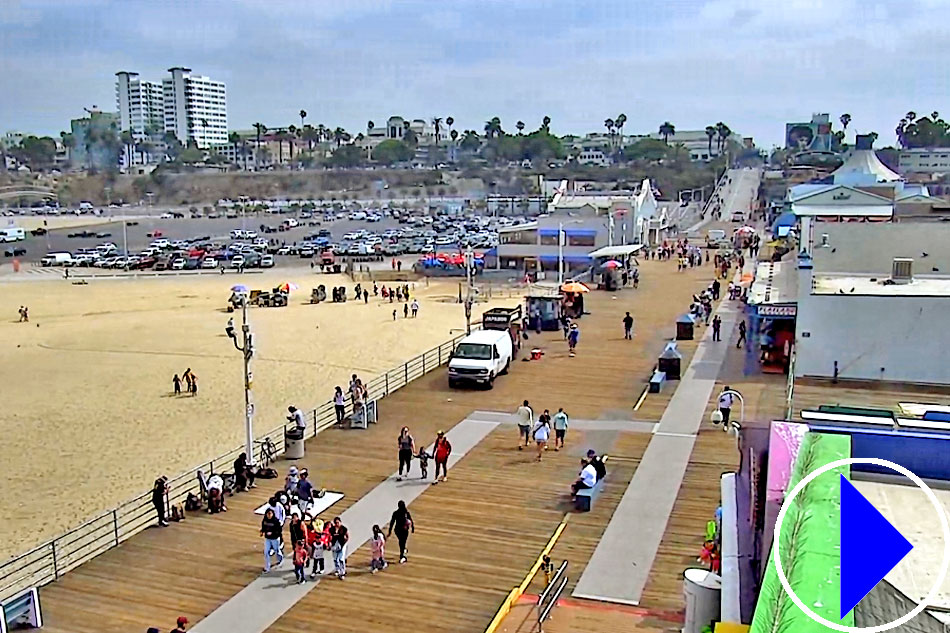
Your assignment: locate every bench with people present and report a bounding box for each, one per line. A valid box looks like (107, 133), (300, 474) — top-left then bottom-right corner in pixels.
(1, 586), (42, 632)
(571, 449), (609, 512)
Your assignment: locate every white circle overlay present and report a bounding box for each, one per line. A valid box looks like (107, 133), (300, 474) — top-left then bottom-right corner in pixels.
(773, 457), (950, 633)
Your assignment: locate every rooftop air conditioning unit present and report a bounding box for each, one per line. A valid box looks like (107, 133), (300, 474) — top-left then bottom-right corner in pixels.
(892, 258), (913, 284)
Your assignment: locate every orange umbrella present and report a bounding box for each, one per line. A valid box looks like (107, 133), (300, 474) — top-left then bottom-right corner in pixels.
(561, 281), (591, 293)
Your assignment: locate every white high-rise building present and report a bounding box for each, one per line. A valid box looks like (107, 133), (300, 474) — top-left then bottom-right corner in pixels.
(162, 67), (228, 148)
(115, 71), (165, 140)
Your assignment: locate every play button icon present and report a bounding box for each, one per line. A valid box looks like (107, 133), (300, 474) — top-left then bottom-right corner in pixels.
(840, 474), (914, 619)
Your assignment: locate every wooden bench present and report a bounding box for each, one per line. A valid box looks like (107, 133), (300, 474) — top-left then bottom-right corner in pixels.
(648, 370), (667, 393)
(574, 456), (609, 512)
(1, 587), (42, 633)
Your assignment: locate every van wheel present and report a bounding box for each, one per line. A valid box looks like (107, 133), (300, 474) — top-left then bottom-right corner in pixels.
(448, 378), (458, 389)
(486, 373), (495, 389)
(500, 359), (510, 375)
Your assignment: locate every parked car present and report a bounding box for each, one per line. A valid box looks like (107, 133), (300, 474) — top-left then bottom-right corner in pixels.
(4, 247), (26, 257)
(230, 255), (246, 269)
(170, 258), (186, 270)
(259, 254), (275, 268)
(201, 257), (218, 269)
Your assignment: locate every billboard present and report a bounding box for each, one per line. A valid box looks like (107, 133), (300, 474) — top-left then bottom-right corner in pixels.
(785, 121), (832, 152)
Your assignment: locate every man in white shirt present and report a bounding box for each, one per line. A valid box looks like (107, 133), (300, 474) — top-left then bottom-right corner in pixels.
(718, 387), (734, 428)
(515, 400), (533, 450)
(571, 459), (598, 496)
(287, 406), (306, 432)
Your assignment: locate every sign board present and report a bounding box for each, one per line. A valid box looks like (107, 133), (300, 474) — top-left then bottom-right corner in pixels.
(757, 305), (797, 317)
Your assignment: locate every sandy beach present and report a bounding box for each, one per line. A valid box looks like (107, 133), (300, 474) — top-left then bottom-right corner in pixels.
(0, 270), (519, 558)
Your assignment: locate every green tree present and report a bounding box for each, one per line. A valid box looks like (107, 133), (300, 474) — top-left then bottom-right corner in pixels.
(403, 129), (418, 147)
(658, 121), (675, 144)
(287, 125), (297, 162)
(253, 122), (267, 168)
(516, 120), (525, 135)
(604, 118), (615, 145)
(178, 146), (204, 163)
(541, 115), (551, 133)
(445, 116), (454, 137)
(615, 113), (627, 146)
(839, 113), (851, 131)
(484, 117), (503, 139)
(460, 130), (481, 152)
(373, 139), (413, 165)
(332, 126), (350, 147)
(625, 138), (670, 162)
(14, 136), (57, 170)
(299, 109), (307, 129)
(705, 125), (716, 156)
(715, 122), (731, 152)
(432, 117), (443, 143)
(329, 144), (364, 168)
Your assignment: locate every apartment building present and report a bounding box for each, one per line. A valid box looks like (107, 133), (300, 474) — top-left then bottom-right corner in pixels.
(163, 67), (228, 148)
(115, 71), (165, 140)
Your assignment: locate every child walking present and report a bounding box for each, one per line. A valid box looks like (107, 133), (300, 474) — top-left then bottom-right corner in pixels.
(417, 448), (430, 480)
(309, 519), (328, 578)
(293, 539), (308, 583)
(370, 525), (387, 573)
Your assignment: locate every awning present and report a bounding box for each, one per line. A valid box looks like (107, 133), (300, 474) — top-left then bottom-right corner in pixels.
(588, 244), (645, 258)
(792, 203), (893, 217)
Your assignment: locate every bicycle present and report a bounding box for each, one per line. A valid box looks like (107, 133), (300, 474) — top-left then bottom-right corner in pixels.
(255, 437), (278, 467)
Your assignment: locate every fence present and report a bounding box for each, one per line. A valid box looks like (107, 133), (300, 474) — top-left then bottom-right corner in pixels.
(0, 330), (472, 604)
(537, 560), (568, 632)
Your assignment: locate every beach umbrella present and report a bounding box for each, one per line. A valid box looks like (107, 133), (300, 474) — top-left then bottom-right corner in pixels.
(561, 281), (591, 293)
(735, 226), (756, 235)
(279, 282), (299, 292)
(603, 260), (623, 269)
(231, 284), (249, 293)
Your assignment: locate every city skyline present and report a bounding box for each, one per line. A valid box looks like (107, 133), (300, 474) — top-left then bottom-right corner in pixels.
(3, 0), (950, 146)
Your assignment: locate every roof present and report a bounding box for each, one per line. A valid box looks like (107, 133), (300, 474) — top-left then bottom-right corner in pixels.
(831, 149), (902, 185)
(813, 274), (950, 297)
(811, 222), (950, 275)
(792, 203), (893, 217)
(588, 244), (645, 258)
(497, 222), (537, 234)
(749, 260), (798, 306)
(854, 580), (947, 633)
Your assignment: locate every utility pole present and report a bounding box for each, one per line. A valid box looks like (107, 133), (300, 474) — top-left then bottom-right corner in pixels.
(228, 298), (256, 464)
(464, 247), (475, 334)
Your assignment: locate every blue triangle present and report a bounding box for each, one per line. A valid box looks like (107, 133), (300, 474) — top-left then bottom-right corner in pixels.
(840, 474), (913, 619)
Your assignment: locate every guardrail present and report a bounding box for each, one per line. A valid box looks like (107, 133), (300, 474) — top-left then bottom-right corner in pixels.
(0, 330), (472, 603)
(537, 560), (568, 632)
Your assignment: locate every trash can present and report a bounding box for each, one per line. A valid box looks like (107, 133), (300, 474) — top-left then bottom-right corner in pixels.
(682, 568), (721, 633)
(658, 341), (682, 380)
(284, 426), (305, 459)
(676, 313), (696, 341)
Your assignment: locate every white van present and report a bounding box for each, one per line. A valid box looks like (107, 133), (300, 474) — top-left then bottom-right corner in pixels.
(0, 228), (25, 242)
(41, 252), (73, 267)
(448, 329), (513, 389)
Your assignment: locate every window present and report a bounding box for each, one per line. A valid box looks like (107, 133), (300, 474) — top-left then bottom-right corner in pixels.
(567, 234), (595, 247)
(539, 233), (559, 246)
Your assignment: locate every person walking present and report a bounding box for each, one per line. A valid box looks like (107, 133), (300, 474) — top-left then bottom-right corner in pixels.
(172, 374), (182, 395)
(432, 430), (452, 483)
(712, 315), (722, 342)
(297, 470), (314, 517)
(388, 500), (414, 564)
(190, 372), (198, 396)
(552, 407), (569, 451)
(736, 320), (747, 349)
(182, 368), (193, 394)
(333, 386), (346, 425)
(567, 323), (580, 356)
(397, 426), (415, 480)
(711, 279), (721, 300)
(718, 387), (735, 429)
(410, 298), (419, 317)
(363, 289), (369, 304)
(622, 312), (634, 340)
(261, 508), (284, 573)
(370, 525), (387, 573)
(403, 303), (409, 318)
(152, 476), (169, 527)
(329, 517), (349, 579)
(532, 411), (551, 461)
(293, 538), (308, 584)
(516, 400), (534, 450)
(308, 518), (327, 578)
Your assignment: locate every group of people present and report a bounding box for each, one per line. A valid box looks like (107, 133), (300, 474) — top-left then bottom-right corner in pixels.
(146, 615), (190, 633)
(570, 449), (608, 497)
(515, 400), (570, 461)
(16, 305), (29, 322)
(396, 426), (452, 483)
(172, 368), (199, 396)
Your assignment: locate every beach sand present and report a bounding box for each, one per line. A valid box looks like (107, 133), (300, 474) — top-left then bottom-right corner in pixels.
(0, 271), (519, 558)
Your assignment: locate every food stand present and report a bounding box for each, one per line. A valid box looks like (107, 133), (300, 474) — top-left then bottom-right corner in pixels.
(481, 306), (523, 358)
(747, 261), (797, 374)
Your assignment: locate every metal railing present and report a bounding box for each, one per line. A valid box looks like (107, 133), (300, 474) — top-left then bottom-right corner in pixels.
(0, 330), (473, 603)
(537, 560), (568, 632)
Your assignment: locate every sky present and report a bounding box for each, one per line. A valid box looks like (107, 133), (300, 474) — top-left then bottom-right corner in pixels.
(2, 0), (950, 148)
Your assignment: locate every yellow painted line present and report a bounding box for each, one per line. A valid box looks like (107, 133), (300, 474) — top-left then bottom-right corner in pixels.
(484, 513), (571, 633)
(634, 386), (649, 411)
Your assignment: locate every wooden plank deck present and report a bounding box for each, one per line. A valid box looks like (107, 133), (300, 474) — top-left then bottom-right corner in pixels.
(36, 260), (719, 633)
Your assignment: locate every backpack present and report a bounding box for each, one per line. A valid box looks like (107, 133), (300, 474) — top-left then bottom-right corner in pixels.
(257, 467), (278, 479)
(169, 502), (185, 522)
(185, 492), (202, 512)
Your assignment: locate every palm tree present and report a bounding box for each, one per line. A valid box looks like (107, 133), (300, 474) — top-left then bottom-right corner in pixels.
(715, 122), (732, 153)
(120, 129), (134, 167)
(906, 111), (917, 124)
(446, 116), (454, 138)
(705, 125), (716, 156)
(299, 109), (307, 129)
(869, 131), (879, 145)
(275, 129), (289, 164)
(896, 119), (908, 148)
(288, 125), (297, 162)
(840, 113), (852, 131)
(541, 116), (551, 133)
(615, 113), (627, 146)
(368, 120), (375, 134)
(604, 118), (615, 145)
(516, 121), (525, 135)
(432, 117), (443, 144)
(932, 111), (941, 122)
(333, 127), (349, 147)
(253, 123), (267, 168)
(450, 129), (459, 144)
(228, 131), (241, 167)
(658, 121), (675, 144)
(484, 117), (503, 139)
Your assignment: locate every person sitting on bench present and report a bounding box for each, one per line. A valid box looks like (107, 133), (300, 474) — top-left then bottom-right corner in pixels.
(571, 459), (598, 497)
(586, 449), (607, 481)
(234, 452), (256, 492)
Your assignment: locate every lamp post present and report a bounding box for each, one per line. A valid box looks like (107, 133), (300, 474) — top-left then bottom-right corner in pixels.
(227, 298), (256, 464)
(558, 219), (583, 286)
(463, 246), (475, 334)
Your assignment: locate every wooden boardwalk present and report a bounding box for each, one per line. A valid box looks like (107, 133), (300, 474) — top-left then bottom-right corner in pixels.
(35, 259), (724, 633)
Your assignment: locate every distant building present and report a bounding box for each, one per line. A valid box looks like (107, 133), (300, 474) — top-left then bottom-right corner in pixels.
(162, 67), (228, 148)
(576, 148), (611, 166)
(898, 148), (950, 174)
(646, 129), (740, 162)
(69, 109), (120, 171)
(115, 71), (165, 141)
(785, 113), (833, 152)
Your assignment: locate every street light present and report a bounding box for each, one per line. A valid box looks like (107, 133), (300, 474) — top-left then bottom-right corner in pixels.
(463, 246), (476, 334)
(227, 298), (256, 465)
(557, 219), (584, 285)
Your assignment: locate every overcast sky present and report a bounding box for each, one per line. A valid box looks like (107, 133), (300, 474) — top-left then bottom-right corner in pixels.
(2, 0), (949, 147)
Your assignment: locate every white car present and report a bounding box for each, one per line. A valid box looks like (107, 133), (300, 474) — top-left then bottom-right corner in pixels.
(201, 257), (218, 269)
(230, 255), (246, 268)
(342, 231), (361, 241)
(259, 254), (275, 268)
(160, 212), (174, 219)
(366, 213), (382, 223)
(435, 236), (454, 246)
(348, 211), (367, 221)
(170, 258), (186, 270)
(150, 239), (170, 249)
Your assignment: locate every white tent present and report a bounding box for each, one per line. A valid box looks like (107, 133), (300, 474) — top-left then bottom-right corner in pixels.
(831, 149), (900, 186)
